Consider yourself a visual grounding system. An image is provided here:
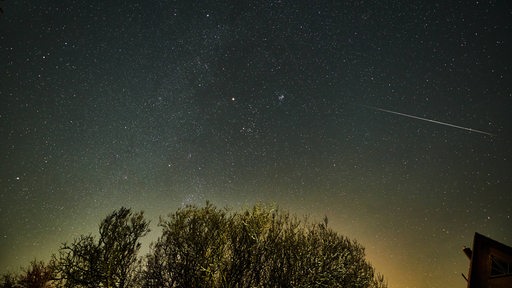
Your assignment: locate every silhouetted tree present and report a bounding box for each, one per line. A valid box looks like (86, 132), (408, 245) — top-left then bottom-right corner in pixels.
(3, 204), (388, 288)
(18, 260), (55, 288)
(0, 260), (55, 288)
(141, 202), (228, 287)
(0, 273), (17, 288)
(141, 203), (387, 288)
(52, 207), (149, 288)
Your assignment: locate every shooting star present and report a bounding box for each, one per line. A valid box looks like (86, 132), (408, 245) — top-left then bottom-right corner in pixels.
(360, 104), (496, 137)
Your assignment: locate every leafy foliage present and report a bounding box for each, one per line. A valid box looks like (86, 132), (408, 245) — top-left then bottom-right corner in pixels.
(142, 203), (387, 288)
(51, 207), (150, 288)
(1, 203), (387, 288)
(0, 260), (54, 288)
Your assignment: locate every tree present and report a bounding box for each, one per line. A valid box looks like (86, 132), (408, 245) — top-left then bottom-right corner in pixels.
(52, 207), (150, 288)
(142, 203), (387, 288)
(17, 260), (55, 288)
(0, 272), (17, 288)
(0, 260), (55, 288)
(141, 202), (228, 287)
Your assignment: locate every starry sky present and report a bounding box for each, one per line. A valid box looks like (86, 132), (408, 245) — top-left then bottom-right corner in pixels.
(1, 1), (511, 287)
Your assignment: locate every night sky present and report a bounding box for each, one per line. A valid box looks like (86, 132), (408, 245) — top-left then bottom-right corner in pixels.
(1, 1), (511, 287)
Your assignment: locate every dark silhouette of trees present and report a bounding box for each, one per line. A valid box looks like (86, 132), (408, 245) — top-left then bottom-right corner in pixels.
(18, 260), (54, 288)
(1, 203), (387, 288)
(141, 203), (229, 287)
(51, 207), (150, 288)
(0, 273), (17, 288)
(0, 260), (54, 288)
(141, 203), (387, 288)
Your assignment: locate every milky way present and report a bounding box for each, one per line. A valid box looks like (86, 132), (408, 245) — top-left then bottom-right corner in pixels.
(1, 1), (511, 287)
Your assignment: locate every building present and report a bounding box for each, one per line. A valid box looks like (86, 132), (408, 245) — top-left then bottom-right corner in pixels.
(464, 232), (512, 288)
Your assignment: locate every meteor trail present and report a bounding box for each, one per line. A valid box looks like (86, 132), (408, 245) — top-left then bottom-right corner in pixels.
(360, 104), (496, 137)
